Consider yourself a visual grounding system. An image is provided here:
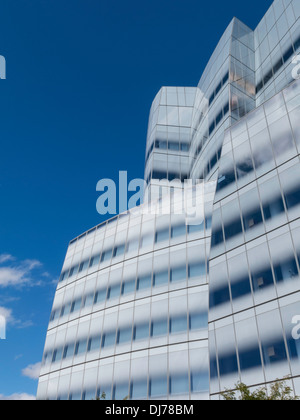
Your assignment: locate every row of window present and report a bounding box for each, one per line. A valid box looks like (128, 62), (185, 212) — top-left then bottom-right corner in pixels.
(145, 137), (190, 166)
(256, 34), (300, 95)
(209, 72), (229, 106)
(45, 312), (208, 366)
(53, 370), (209, 400)
(60, 222), (209, 283)
(208, 103), (230, 137)
(211, 335), (300, 379)
(210, 253), (299, 308)
(217, 125), (298, 196)
(69, 213), (130, 246)
(212, 184), (300, 249)
(192, 101), (230, 162)
(154, 139), (190, 153)
(146, 101), (229, 184)
(53, 261), (207, 322)
(145, 73), (229, 170)
(197, 146), (222, 180)
(149, 171), (189, 183)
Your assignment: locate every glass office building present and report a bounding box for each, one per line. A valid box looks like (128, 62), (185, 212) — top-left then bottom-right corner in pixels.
(37, 0), (300, 400)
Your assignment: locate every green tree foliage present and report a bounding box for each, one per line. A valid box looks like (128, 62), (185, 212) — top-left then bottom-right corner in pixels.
(221, 379), (299, 401)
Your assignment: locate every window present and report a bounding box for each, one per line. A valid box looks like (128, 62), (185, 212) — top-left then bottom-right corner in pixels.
(188, 262), (206, 278)
(171, 224), (186, 238)
(242, 208), (263, 231)
(169, 316), (187, 334)
(101, 332), (116, 348)
(211, 227), (224, 247)
(155, 229), (169, 243)
(121, 279), (136, 295)
(68, 265), (79, 278)
(78, 260), (89, 273)
(52, 348), (63, 363)
(149, 377), (168, 397)
(187, 223), (204, 234)
(263, 197), (285, 220)
(62, 344), (74, 360)
(113, 244), (126, 258)
(251, 268), (274, 292)
(70, 298), (82, 314)
(215, 81), (222, 96)
(117, 327), (132, 345)
(273, 258), (298, 284)
(107, 284), (121, 300)
(191, 371), (209, 392)
(69, 392), (82, 401)
(59, 271), (68, 282)
(113, 383), (129, 401)
(74, 339), (87, 356)
(170, 266), (186, 283)
(87, 335), (101, 352)
(82, 293), (94, 308)
(133, 323), (149, 341)
(97, 385), (112, 401)
(130, 380), (148, 400)
(239, 347), (262, 371)
(262, 340), (288, 365)
(230, 275), (252, 300)
(218, 353), (238, 376)
(169, 374), (189, 395)
(224, 218), (243, 240)
(89, 254), (100, 268)
(137, 275), (152, 291)
(82, 389), (96, 401)
(209, 285), (230, 308)
(50, 310), (59, 322)
(153, 270), (169, 287)
(101, 249), (112, 262)
(155, 140), (167, 149)
(180, 143), (189, 152)
(127, 239), (139, 253)
(284, 186), (300, 210)
(169, 141), (180, 151)
(217, 169), (236, 191)
(189, 312), (208, 330)
(151, 319), (168, 337)
(94, 289), (107, 305)
(223, 72), (229, 85)
(60, 302), (72, 318)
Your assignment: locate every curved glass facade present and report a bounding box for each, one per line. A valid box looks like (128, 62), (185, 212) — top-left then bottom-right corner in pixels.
(37, 185), (215, 400)
(37, 0), (300, 400)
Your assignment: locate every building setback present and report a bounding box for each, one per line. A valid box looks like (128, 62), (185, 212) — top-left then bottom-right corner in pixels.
(37, 0), (300, 400)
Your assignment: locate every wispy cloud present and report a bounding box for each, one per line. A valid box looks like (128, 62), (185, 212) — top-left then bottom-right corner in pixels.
(0, 255), (43, 288)
(0, 254), (14, 264)
(0, 393), (36, 400)
(22, 362), (41, 380)
(0, 254), (56, 331)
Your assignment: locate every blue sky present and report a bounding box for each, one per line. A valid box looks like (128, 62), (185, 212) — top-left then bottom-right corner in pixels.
(0, 0), (272, 399)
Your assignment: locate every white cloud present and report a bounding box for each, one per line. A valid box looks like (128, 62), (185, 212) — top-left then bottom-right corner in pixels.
(0, 257), (42, 288)
(22, 362), (41, 380)
(0, 254), (14, 264)
(0, 393), (36, 400)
